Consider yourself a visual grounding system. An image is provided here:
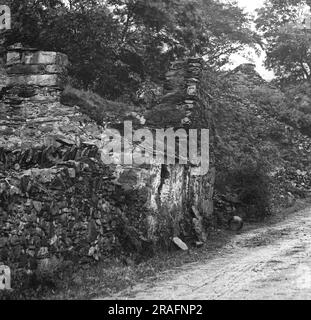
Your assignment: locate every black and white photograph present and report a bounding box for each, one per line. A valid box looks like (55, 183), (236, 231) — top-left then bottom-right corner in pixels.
(1, 0), (311, 304)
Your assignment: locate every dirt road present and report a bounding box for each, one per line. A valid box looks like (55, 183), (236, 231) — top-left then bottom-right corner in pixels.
(102, 207), (311, 300)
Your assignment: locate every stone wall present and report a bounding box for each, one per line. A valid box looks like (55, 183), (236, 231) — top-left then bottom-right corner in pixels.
(0, 46), (122, 272)
(0, 45), (78, 150)
(111, 56), (214, 244)
(145, 57), (204, 128)
(0, 47), (214, 274)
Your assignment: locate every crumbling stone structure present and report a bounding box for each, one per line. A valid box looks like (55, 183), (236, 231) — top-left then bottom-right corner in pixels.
(0, 46), (215, 274)
(0, 44), (80, 150)
(121, 57), (215, 243)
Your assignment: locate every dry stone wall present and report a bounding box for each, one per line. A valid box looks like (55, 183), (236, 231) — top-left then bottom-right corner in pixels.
(0, 47), (214, 274)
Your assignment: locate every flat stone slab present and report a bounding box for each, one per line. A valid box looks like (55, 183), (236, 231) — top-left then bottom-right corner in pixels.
(6, 51), (20, 66)
(6, 51), (69, 67)
(24, 51), (69, 66)
(8, 74), (64, 87)
(6, 64), (65, 75)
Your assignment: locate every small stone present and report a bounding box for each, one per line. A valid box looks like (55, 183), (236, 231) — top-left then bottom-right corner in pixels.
(26, 248), (35, 257)
(181, 117), (191, 125)
(88, 246), (95, 256)
(187, 85), (197, 96)
(50, 235), (58, 246)
(0, 265), (11, 290)
(172, 237), (188, 251)
(37, 247), (48, 258)
(6, 51), (21, 65)
(228, 216), (244, 231)
(195, 241), (204, 248)
(68, 168), (76, 178)
(33, 201), (42, 212)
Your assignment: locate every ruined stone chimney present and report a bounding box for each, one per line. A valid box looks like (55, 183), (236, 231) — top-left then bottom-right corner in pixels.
(0, 45), (73, 149)
(145, 57), (204, 128)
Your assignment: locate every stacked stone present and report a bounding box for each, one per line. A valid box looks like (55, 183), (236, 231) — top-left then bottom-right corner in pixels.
(163, 60), (187, 93)
(0, 157), (124, 271)
(0, 45), (74, 150)
(183, 57), (204, 126)
(163, 57), (204, 126)
(0, 141), (99, 171)
(145, 57), (204, 128)
(0, 46), (124, 272)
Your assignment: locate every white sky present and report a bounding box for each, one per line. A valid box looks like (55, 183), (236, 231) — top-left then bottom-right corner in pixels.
(236, 0), (265, 13)
(227, 0), (275, 81)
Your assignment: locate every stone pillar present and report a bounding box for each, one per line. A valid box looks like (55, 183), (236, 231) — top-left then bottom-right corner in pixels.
(163, 57), (203, 126)
(145, 57), (204, 128)
(137, 56), (215, 242)
(0, 45), (72, 149)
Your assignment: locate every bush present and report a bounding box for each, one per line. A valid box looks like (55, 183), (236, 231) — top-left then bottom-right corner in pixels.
(251, 85), (285, 106)
(60, 86), (137, 125)
(215, 158), (272, 223)
(230, 159), (272, 220)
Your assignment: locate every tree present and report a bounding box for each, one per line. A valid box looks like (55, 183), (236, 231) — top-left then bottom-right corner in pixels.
(108, 0), (259, 70)
(256, 0), (311, 83)
(3, 0), (257, 101)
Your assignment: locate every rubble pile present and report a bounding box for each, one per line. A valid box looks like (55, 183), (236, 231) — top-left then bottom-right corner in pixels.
(0, 156), (125, 271)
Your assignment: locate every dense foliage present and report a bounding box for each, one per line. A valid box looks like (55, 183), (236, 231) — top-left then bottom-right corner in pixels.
(256, 0), (311, 83)
(2, 0), (257, 102)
